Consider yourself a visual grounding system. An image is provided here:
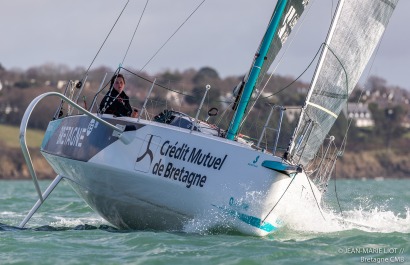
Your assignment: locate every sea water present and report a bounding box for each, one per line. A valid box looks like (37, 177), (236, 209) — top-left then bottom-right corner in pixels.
(1, 179), (409, 265)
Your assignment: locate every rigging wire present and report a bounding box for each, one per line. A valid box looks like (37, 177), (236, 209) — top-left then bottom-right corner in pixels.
(121, 67), (191, 96)
(287, 0), (347, 162)
(254, 41), (350, 224)
(262, 44), (324, 100)
(236, 40), (325, 142)
(262, 172), (325, 224)
(120, 66), (234, 106)
(121, 0), (150, 66)
(83, 0), (130, 78)
(237, 43), (323, 133)
(261, 174), (296, 223)
(305, 4), (394, 223)
(289, 41), (349, 164)
(332, 18), (392, 223)
(237, 41), (326, 137)
(139, 0), (206, 72)
(333, 162), (344, 219)
(305, 173), (327, 221)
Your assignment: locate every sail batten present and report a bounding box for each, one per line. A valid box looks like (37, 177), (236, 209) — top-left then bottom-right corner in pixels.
(290, 0), (399, 166)
(306, 102), (338, 118)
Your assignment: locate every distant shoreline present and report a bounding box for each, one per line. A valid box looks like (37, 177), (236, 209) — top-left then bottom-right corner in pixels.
(1, 144), (409, 180)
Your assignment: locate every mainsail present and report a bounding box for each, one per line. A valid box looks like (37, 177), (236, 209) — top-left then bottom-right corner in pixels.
(228, 0), (310, 139)
(254, 0), (310, 92)
(289, 0), (398, 166)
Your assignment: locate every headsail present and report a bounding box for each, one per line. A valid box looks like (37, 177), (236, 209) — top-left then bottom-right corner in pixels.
(288, 0), (399, 166)
(228, 0), (310, 139)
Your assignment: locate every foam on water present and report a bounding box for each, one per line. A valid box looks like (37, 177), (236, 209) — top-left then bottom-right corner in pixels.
(330, 206), (410, 233)
(182, 208), (235, 235)
(50, 216), (107, 227)
(1, 208), (409, 236)
(260, 179), (409, 236)
(281, 201), (410, 234)
(2, 179), (409, 237)
(182, 194), (410, 236)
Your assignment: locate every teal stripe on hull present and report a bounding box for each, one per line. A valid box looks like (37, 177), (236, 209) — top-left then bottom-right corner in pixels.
(213, 205), (277, 233)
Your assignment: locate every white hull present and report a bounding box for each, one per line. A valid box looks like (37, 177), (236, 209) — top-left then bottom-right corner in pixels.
(40, 114), (321, 236)
(19, 0), (398, 236)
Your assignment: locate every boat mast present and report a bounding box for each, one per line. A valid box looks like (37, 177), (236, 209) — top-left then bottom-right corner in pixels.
(226, 0), (289, 140)
(287, 0), (345, 157)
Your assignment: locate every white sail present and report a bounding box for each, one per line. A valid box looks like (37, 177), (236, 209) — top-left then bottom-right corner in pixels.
(290, 0), (398, 166)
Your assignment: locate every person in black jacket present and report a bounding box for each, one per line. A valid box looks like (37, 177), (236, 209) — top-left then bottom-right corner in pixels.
(99, 74), (138, 118)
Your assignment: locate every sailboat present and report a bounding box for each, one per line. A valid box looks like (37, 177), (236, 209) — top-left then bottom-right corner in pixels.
(19, 0), (398, 236)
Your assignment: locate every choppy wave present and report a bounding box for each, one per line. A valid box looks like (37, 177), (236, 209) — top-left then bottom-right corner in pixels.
(0, 220), (119, 232)
(2, 205), (408, 236)
(1, 180), (409, 265)
(1, 179), (409, 237)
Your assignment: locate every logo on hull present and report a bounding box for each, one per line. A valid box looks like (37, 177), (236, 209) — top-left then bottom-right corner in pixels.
(136, 134), (155, 165)
(248, 155), (260, 168)
(56, 119), (99, 148)
(134, 135), (162, 173)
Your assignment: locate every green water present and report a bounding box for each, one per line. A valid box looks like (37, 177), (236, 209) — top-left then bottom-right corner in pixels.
(1, 179), (409, 265)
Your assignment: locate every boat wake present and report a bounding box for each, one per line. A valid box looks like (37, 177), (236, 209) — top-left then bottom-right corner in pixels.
(329, 207), (410, 233)
(280, 204), (410, 235)
(181, 201), (410, 236)
(2, 194), (409, 236)
(1, 206), (408, 236)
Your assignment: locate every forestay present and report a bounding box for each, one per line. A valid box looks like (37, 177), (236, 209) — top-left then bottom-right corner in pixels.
(289, 0), (398, 166)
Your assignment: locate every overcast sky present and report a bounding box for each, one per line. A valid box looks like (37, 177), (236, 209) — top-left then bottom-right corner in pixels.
(1, 0), (409, 90)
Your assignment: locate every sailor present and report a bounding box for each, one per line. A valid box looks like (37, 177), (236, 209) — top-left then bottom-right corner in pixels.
(99, 74), (138, 118)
